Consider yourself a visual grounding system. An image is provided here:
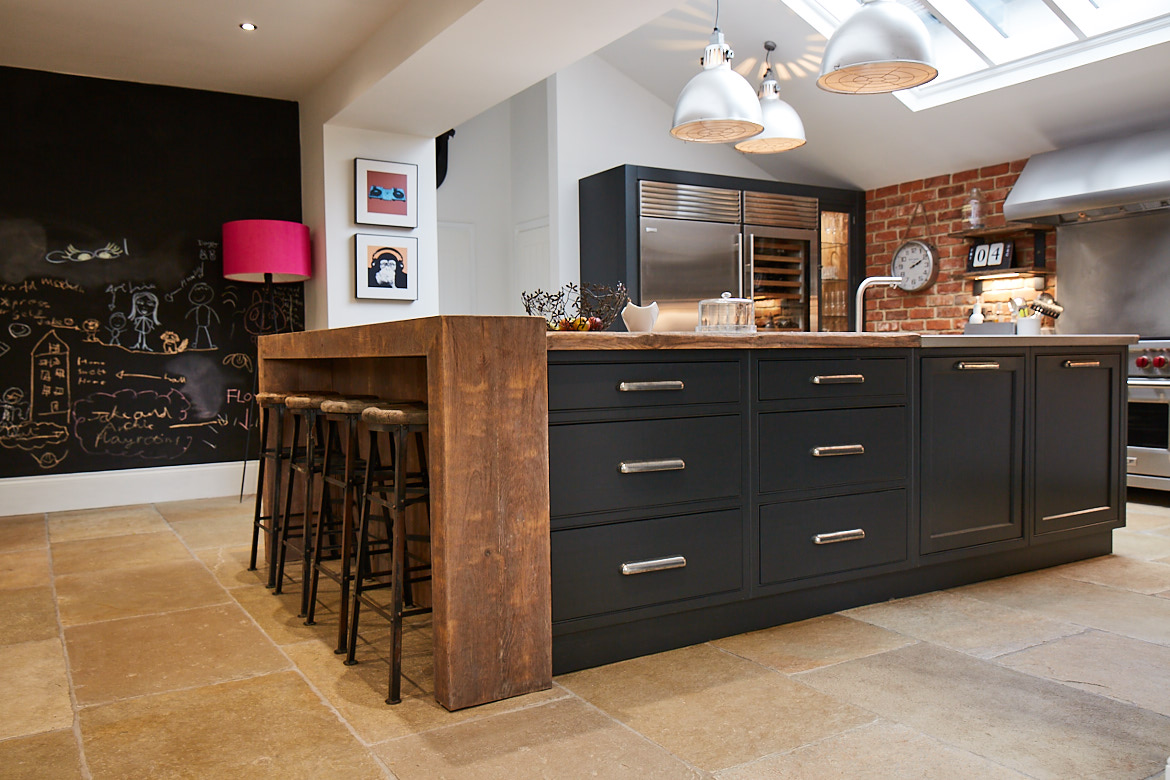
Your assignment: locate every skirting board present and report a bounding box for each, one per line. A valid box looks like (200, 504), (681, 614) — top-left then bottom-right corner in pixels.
(0, 461), (259, 515)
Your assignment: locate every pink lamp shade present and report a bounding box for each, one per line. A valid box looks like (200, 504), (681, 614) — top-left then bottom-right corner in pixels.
(222, 219), (312, 283)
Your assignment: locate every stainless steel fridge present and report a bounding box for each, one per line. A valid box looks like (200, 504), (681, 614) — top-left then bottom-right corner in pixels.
(638, 181), (819, 331)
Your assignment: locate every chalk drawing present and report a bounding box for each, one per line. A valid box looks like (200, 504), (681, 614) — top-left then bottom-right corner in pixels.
(185, 282), (219, 349)
(30, 331), (70, 422)
(45, 240), (127, 264)
(9, 323), (32, 338)
(128, 291), (160, 351)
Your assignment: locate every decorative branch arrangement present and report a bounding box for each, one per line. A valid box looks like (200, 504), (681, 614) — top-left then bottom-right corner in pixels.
(521, 282), (628, 331)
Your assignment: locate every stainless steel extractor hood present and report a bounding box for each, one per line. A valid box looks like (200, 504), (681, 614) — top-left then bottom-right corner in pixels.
(1003, 127), (1170, 225)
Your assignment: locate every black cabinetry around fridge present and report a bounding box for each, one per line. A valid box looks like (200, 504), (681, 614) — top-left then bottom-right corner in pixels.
(579, 165), (865, 332)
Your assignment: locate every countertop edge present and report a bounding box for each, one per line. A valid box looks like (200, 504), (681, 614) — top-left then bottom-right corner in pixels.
(919, 334), (1139, 347)
(546, 332), (920, 350)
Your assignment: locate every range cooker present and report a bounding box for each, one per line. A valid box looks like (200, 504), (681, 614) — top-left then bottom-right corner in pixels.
(1127, 340), (1170, 489)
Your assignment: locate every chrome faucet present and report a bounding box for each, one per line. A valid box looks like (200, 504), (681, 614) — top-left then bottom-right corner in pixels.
(854, 276), (903, 333)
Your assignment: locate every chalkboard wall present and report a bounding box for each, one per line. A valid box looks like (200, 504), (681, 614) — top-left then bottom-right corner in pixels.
(0, 66), (303, 478)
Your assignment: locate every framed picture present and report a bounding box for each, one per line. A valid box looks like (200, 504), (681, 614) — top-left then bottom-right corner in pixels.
(355, 233), (418, 301)
(355, 158), (417, 228)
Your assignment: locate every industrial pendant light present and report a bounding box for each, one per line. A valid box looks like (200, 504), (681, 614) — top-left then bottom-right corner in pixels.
(817, 0), (938, 94)
(735, 41), (806, 154)
(671, 0), (763, 143)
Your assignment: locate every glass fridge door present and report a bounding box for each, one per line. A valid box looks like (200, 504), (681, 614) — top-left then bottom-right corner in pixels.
(747, 227), (816, 331)
(819, 211), (850, 332)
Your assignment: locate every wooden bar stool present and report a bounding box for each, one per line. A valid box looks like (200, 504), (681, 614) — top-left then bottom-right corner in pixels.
(274, 393), (338, 617)
(304, 396), (385, 655)
(345, 403), (431, 705)
(249, 391), (289, 588)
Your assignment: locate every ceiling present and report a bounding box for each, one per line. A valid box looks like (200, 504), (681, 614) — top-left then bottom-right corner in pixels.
(1, 0), (1168, 190)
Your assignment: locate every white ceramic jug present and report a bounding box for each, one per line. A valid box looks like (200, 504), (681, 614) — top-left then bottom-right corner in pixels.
(621, 301), (659, 332)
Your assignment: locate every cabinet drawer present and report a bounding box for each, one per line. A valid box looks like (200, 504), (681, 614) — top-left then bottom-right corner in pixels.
(551, 415), (741, 517)
(760, 489), (907, 585)
(758, 357), (906, 402)
(757, 406), (906, 494)
(549, 360), (740, 411)
(552, 509), (743, 622)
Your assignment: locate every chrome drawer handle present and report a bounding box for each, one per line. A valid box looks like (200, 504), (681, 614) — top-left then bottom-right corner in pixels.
(1129, 379), (1170, 387)
(812, 529), (866, 545)
(621, 556), (686, 575)
(811, 374), (865, 385)
(1063, 360), (1100, 369)
(619, 458), (686, 474)
(1127, 456), (1138, 465)
(811, 444), (865, 457)
(618, 380), (685, 392)
(955, 361), (1000, 371)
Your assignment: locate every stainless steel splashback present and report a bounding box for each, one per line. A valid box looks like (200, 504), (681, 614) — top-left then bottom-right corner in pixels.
(1055, 210), (1170, 337)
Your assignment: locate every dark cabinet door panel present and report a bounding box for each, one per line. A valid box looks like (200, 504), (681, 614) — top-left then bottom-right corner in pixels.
(920, 355), (1025, 554)
(759, 489), (908, 585)
(552, 509), (743, 622)
(757, 406), (907, 494)
(548, 360), (741, 412)
(550, 415), (742, 517)
(1034, 353), (1121, 535)
(758, 357), (907, 402)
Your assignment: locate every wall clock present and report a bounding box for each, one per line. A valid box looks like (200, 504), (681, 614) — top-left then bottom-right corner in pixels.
(890, 239), (940, 292)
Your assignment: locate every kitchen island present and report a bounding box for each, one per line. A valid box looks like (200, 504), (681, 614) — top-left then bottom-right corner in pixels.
(259, 317), (1133, 703)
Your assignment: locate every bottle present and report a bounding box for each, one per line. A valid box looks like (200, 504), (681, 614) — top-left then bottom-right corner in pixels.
(965, 188), (988, 229)
(968, 296), (984, 325)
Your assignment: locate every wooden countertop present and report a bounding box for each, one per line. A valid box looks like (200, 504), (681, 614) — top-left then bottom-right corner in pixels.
(547, 331), (920, 350)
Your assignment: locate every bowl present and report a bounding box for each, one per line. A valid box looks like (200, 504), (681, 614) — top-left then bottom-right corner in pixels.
(522, 283), (628, 331)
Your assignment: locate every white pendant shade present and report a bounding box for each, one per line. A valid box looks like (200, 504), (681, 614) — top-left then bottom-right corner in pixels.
(672, 31), (763, 143)
(735, 78), (805, 154)
(817, 0), (938, 94)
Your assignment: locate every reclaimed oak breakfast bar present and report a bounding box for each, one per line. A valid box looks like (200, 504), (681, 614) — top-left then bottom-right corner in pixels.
(259, 316), (1132, 707)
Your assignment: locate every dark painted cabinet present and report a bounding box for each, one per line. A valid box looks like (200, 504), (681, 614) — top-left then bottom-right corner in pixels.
(920, 354), (1026, 554)
(549, 344), (1126, 674)
(1033, 352), (1123, 536)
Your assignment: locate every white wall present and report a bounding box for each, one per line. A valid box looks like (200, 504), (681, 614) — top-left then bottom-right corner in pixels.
(436, 101), (514, 315)
(315, 124), (440, 330)
(549, 54), (777, 288)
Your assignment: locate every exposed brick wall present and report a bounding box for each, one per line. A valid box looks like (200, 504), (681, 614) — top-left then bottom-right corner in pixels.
(862, 159), (1057, 333)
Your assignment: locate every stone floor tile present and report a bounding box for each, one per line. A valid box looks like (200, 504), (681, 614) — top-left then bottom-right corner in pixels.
(715, 721), (1027, 780)
(47, 505), (170, 543)
(0, 547), (50, 590)
(0, 514), (46, 552)
(0, 729), (83, 780)
(374, 696), (705, 780)
(846, 589), (1083, 659)
(712, 614), (915, 673)
(50, 530), (192, 576)
(1127, 490), (1170, 515)
(999, 630), (1170, 717)
(229, 579), (343, 647)
(195, 545), (270, 589)
(80, 671), (387, 779)
(558, 643), (873, 772)
(956, 570), (1170, 646)
(154, 494), (256, 523)
(798, 642), (1170, 779)
(283, 620), (568, 744)
(1050, 554), (1170, 595)
(1112, 529), (1170, 560)
(1123, 510), (1170, 532)
(55, 560), (230, 626)
(0, 639), (73, 740)
(0, 586), (59, 646)
(165, 509), (255, 550)
(65, 603), (289, 705)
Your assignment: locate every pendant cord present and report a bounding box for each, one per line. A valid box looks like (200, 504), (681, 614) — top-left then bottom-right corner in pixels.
(715, 0), (721, 30)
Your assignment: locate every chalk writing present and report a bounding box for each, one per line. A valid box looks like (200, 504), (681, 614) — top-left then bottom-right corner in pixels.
(73, 388), (193, 459)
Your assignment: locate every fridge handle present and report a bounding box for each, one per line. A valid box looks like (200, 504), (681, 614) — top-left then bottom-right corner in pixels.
(740, 232), (754, 300)
(737, 233), (744, 298)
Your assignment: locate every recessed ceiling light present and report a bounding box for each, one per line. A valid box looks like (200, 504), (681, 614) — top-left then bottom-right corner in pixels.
(240, 22), (257, 32)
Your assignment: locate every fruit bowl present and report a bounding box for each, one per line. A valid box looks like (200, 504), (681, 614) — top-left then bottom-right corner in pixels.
(522, 282), (628, 331)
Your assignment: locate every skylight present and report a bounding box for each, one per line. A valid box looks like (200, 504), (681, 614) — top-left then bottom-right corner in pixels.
(782, 0), (1170, 109)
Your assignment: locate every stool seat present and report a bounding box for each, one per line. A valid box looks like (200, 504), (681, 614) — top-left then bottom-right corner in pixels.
(286, 393), (344, 411)
(256, 391), (289, 407)
(319, 398), (402, 415)
(362, 405), (429, 427)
